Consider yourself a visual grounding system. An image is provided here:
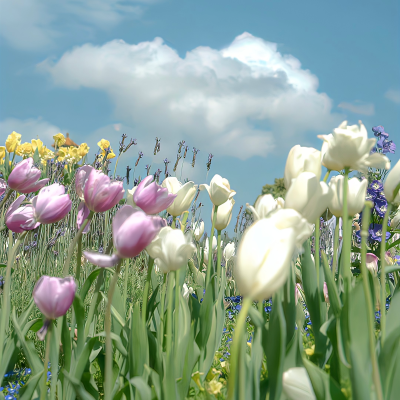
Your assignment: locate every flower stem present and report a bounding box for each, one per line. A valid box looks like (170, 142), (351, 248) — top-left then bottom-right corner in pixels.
(216, 229), (222, 286)
(227, 297), (252, 400)
(315, 217), (320, 288)
(142, 257), (154, 325)
(205, 205), (218, 288)
(174, 268), (181, 354)
(122, 258), (131, 314)
(323, 169), (331, 182)
(332, 216), (340, 280)
(84, 269), (104, 337)
(166, 271), (175, 359)
(360, 202), (384, 400)
(380, 203), (392, 347)
(104, 261), (122, 400)
(340, 168), (351, 293)
(40, 320), (52, 400)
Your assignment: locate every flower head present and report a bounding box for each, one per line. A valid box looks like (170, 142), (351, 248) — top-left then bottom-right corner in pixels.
(53, 133), (66, 147)
(6, 131), (21, 153)
(162, 177), (197, 216)
(200, 174), (236, 206)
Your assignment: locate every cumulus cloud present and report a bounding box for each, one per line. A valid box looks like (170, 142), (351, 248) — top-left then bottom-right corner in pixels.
(385, 89), (400, 104)
(39, 32), (342, 159)
(337, 101), (375, 116)
(0, 0), (147, 51)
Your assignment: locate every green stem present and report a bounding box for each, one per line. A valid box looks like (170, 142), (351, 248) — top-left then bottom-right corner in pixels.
(0, 189), (13, 211)
(174, 269), (181, 355)
(122, 259), (130, 314)
(158, 274), (167, 353)
(76, 233), (83, 284)
(166, 271), (175, 359)
(205, 205), (218, 288)
(323, 170), (331, 182)
(216, 229), (222, 286)
(113, 154), (122, 179)
(340, 168), (351, 292)
(172, 216), (176, 229)
(380, 203), (392, 347)
(180, 211), (189, 232)
(0, 230), (27, 366)
(332, 216), (340, 280)
(227, 297), (252, 400)
(40, 321), (52, 400)
(315, 217), (320, 288)
(360, 202), (384, 400)
(105, 262), (122, 400)
(84, 269), (105, 337)
(62, 211), (94, 276)
(142, 257), (154, 325)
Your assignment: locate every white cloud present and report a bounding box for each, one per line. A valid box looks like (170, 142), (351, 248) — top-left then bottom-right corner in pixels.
(39, 32), (342, 159)
(0, 0), (146, 51)
(337, 101), (375, 116)
(385, 89), (400, 104)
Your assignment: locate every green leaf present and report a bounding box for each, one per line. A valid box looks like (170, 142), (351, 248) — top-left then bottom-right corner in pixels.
(18, 371), (43, 400)
(61, 316), (72, 372)
(321, 252), (342, 317)
(63, 369), (96, 400)
(0, 334), (18, 388)
(95, 331), (127, 357)
(73, 294), (86, 356)
(80, 268), (102, 302)
(73, 337), (98, 382)
(129, 377), (152, 400)
(146, 284), (160, 322)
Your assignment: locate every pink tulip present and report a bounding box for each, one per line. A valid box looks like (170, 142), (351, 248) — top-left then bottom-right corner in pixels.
(366, 253), (379, 274)
(75, 165), (94, 200)
(84, 169), (124, 213)
(323, 282), (329, 304)
(7, 158), (49, 194)
(0, 178), (6, 196)
(84, 205), (166, 267)
(5, 195), (40, 233)
(77, 201), (90, 233)
(30, 183), (72, 225)
(133, 175), (177, 215)
(33, 276), (76, 340)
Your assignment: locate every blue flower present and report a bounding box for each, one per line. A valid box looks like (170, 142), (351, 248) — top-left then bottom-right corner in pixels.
(369, 180), (384, 193)
(369, 224), (391, 242)
(374, 196), (388, 218)
(365, 188), (377, 202)
(372, 125), (389, 138)
(377, 137), (396, 154)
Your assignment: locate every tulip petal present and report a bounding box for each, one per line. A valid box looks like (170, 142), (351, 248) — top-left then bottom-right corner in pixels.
(83, 251), (120, 267)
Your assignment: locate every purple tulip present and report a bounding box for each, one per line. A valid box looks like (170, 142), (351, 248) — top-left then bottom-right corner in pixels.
(7, 158), (49, 194)
(5, 195), (40, 233)
(84, 169), (124, 213)
(77, 201), (90, 233)
(84, 205), (166, 267)
(33, 276), (76, 340)
(31, 183), (72, 225)
(0, 178), (6, 196)
(133, 175), (177, 215)
(75, 165), (94, 200)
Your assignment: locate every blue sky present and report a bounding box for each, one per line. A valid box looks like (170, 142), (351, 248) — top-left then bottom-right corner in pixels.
(1, 0), (399, 236)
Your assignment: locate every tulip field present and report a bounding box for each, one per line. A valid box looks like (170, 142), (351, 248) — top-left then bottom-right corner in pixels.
(0, 123), (400, 400)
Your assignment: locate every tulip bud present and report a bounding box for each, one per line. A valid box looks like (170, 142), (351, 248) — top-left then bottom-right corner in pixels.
(5, 195), (40, 233)
(212, 198), (235, 230)
(384, 159), (400, 203)
(328, 175), (368, 217)
(366, 253), (379, 275)
(223, 242), (235, 263)
(8, 158), (49, 194)
(193, 220), (204, 241)
(246, 194), (278, 221)
(284, 145), (322, 190)
(200, 174), (236, 206)
(162, 177), (197, 216)
(282, 367), (316, 400)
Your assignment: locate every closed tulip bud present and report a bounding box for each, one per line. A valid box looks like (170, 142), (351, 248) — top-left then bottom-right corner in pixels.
(234, 218), (297, 301)
(0, 178), (6, 196)
(84, 169), (125, 213)
(200, 174), (236, 206)
(5, 195), (40, 233)
(223, 242), (235, 263)
(246, 194), (279, 221)
(75, 165), (94, 201)
(212, 198), (235, 230)
(318, 120), (390, 172)
(146, 226), (196, 273)
(285, 172), (332, 224)
(282, 367), (316, 400)
(30, 183), (72, 225)
(328, 175), (368, 217)
(384, 159), (400, 203)
(133, 175), (177, 215)
(284, 145), (322, 190)
(85, 205), (165, 267)
(162, 177), (197, 216)
(366, 253), (379, 275)
(193, 220), (204, 241)
(8, 158), (49, 194)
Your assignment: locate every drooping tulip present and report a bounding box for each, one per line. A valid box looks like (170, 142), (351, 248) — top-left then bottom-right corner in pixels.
(328, 175), (368, 217)
(318, 120), (390, 172)
(282, 367), (316, 400)
(284, 145), (322, 190)
(193, 220), (204, 241)
(212, 198), (235, 230)
(223, 242), (235, 263)
(84, 169), (124, 213)
(8, 158), (49, 194)
(133, 175), (177, 215)
(145, 226), (196, 273)
(384, 159), (400, 203)
(366, 253), (379, 275)
(284, 172), (332, 224)
(84, 205), (165, 267)
(0, 178), (6, 196)
(246, 194), (281, 221)
(5, 195), (40, 233)
(234, 218), (297, 301)
(161, 177), (197, 216)
(200, 174), (236, 206)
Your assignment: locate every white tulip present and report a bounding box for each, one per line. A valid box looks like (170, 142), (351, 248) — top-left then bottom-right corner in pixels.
(234, 218), (297, 301)
(193, 220), (205, 241)
(246, 194), (279, 221)
(146, 227), (196, 273)
(284, 145), (322, 190)
(285, 172), (332, 223)
(390, 206), (400, 229)
(200, 174), (236, 206)
(203, 236), (217, 265)
(182, 283), (194, 301)
(212, 198), (235, 230)
(161, 177), (197, 217)
(223, 242), (235, 263)
(276, 197), (285, 209)
(282, 367), (316, 400)
(384, 159), (400, 203)
(126, 186), (138, 207)
(318, 120), (390, 172)
(328, 175), (368, 217)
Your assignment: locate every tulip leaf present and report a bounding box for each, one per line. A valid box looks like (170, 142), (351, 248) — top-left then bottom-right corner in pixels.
(73, 337), (98, 382)
(146, 284), (160, 323)
(0, 334), (18, 388)
(282, 263), (297, 344)
(248, 306), (264, 328)
(61, 316), (72, 372)
(129, 377), (152, 400)
(73, 294), (85, 356)
(18, 371), (44, 400)
(63, 369), (97, 400)
(80, 268), (102, 303)
(321, 251), (342, 317)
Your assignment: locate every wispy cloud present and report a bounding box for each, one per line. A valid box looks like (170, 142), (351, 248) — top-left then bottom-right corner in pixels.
(337, 101), (375, 116)
(385, 89), (400, 104)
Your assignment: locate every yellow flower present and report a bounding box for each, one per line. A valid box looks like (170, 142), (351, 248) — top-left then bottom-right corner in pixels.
(0, 146), (5, 164)
(6, 131), (22, 153)
(31, 139), (44, 153)
(57, 147), (68, 161)
(97, 139), (110, 151)
(105, 150), (116, 159)
(77, 143), (90, 157)
(53, 133), (66, 147)
(207, 380), (223, 395)
(15, 142), (33, 157)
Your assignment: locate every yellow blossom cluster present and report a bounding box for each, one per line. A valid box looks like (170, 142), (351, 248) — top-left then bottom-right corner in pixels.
(97, 139), (116, 159)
